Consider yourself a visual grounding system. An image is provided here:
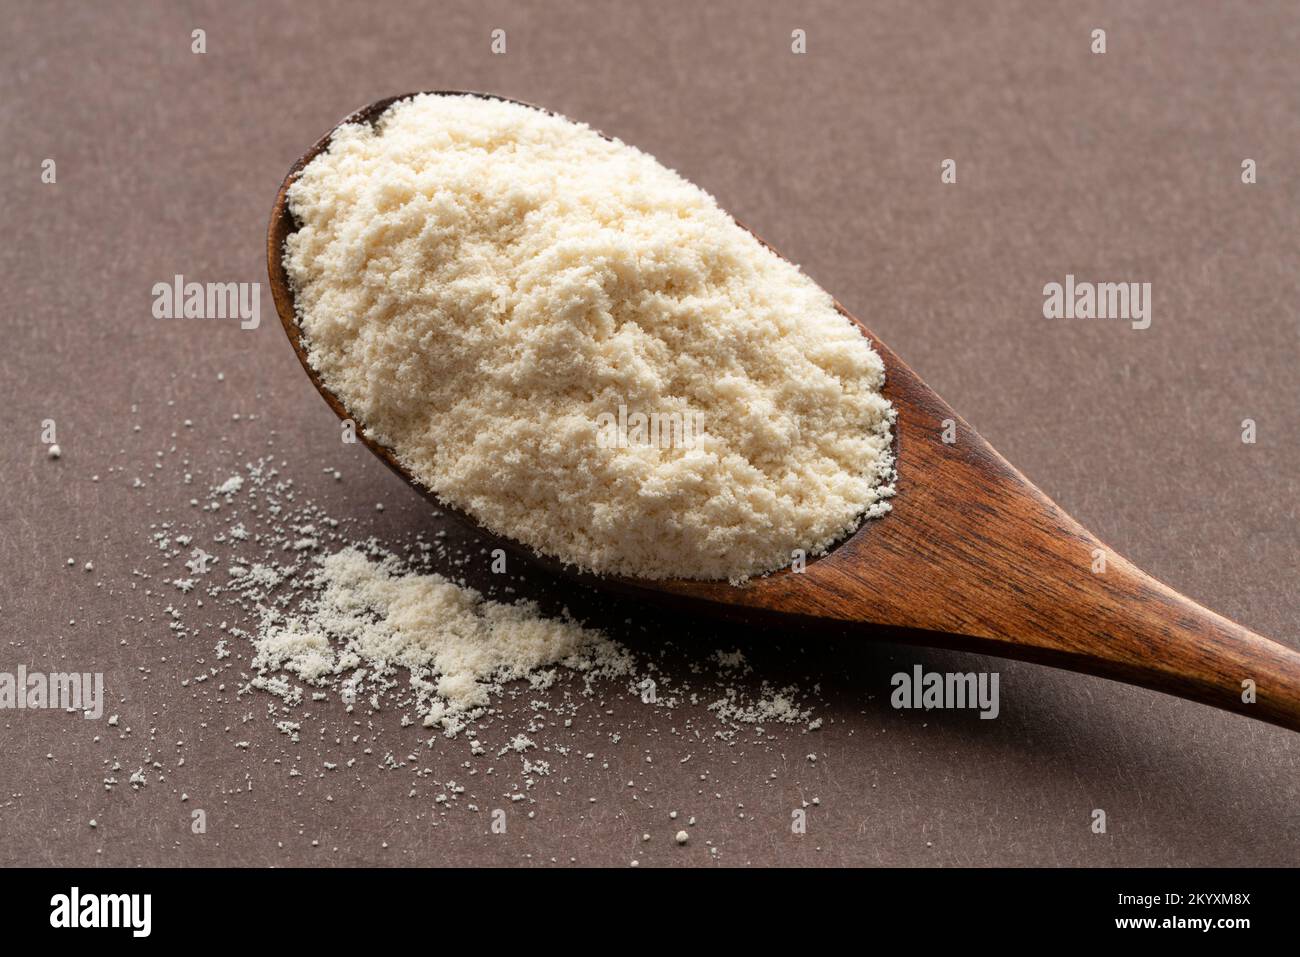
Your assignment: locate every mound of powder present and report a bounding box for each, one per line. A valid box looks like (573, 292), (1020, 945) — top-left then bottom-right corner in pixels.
(284, 94), (895, 581)
(251, 546), (633, 735)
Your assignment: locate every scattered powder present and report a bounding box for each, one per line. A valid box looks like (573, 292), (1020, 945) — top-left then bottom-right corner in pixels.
(285, 93), (895, 582)
(140, 456), (823, 753)
(251, 546), (634, 734)
(67, 349), (841, 862)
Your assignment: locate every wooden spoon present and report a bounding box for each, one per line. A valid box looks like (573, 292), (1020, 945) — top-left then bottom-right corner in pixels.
(268, 91), (1300, 733)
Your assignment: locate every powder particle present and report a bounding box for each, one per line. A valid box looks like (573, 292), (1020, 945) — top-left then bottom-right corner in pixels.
(47, 444), (62, 459)
(676, 830), (690, 845)
(285, 94), (895, 582)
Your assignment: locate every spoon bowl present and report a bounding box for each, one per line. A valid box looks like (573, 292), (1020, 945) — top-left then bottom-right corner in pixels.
(269, 91), (1300, 732)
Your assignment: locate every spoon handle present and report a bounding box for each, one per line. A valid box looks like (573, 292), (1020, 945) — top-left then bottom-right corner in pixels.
(883, 486), (1300, 729)
(961, 550), (1300, 731)
(853, 389), (1300, 731)
(791, 408), (1300, 731)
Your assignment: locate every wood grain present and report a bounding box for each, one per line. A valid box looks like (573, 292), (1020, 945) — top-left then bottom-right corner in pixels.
(268, 91), (1300, 732)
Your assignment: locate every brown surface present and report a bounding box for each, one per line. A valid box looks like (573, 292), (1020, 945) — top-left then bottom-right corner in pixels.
(2, 0), (1297, 867)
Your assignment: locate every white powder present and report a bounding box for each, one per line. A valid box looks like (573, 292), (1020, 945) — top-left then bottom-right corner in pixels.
(285, 94), (895, 582)
(251, 546), (634, 733)
(116, 407), (832, 855)
(150, 457), (827, 744)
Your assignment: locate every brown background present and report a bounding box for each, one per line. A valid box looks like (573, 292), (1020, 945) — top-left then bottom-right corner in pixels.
(1, 0), (1297, 867)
